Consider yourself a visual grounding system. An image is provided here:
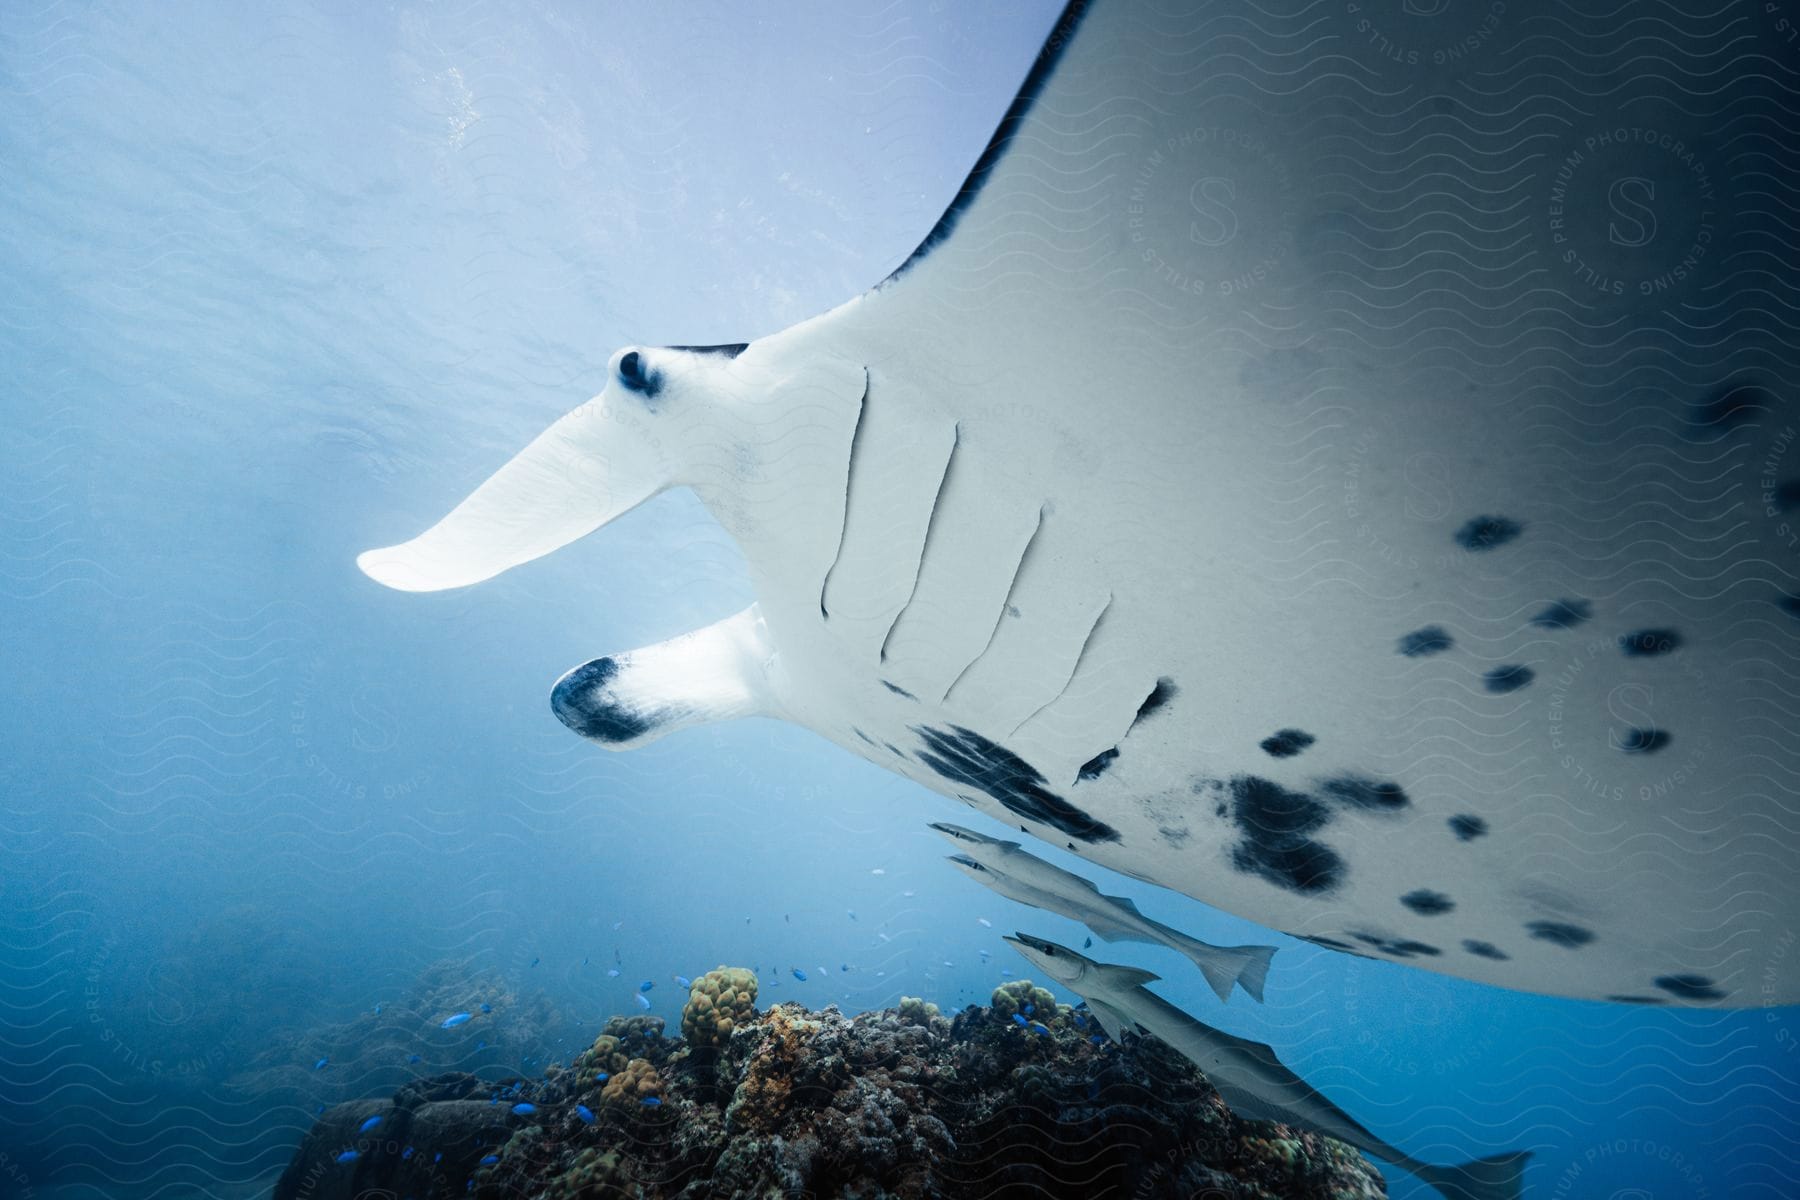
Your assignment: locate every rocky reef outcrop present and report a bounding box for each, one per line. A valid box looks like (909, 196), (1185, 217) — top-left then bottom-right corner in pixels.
(273, 974), (1385, 1199)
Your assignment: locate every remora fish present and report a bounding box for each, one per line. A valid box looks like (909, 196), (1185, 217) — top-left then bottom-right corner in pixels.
(933, 821), (1274, 1003)
(1004, 933), (1529, 1200)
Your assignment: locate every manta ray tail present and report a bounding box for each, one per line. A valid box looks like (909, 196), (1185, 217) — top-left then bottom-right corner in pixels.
(1412, 1150), (1532, 1200)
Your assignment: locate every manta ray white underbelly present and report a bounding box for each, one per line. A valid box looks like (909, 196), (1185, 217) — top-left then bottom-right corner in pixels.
(360, 0), (1800, 1007)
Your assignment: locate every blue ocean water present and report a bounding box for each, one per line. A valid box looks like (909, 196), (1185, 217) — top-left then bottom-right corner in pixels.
(1, 2), (1796, 1198)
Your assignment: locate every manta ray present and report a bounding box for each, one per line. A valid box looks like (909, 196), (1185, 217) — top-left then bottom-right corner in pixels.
(361, 0), (1800, 1007)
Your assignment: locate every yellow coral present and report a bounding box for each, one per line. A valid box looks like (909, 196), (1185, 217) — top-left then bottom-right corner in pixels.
(574, 1032), (628, 1078)
(600, 1057), (664, 1105)
(991, 979), (1058, 1022)
(543, 1146), (628, 1199)
(897, 996), (940, 1026)
(682, 966), (758, 1049)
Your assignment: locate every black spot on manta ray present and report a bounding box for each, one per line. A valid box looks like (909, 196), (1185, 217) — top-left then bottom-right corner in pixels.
(913, 725), (1120, 844)
(1619, 629), (1682, 657)
(1319, 775), (1410, 812)
(1226, 775), (1345, 896)
(1448, 814), (1488, 841)
(1619, 727), (1670, 754)
(1484, 664), (1535, 694)
(665, 342), (748, 358)
(1779, 594), (1800, 619)
(1259, 729), (1316, 758)
(1130, 677), (1178, 727)
(882, 680), (918, 700)
(1772, 480), (1800, 512)
(1526, 920), (1595, 948)
(1454, 514), (1523, 551)
(1295, 934), (1360, 954)
(1692, 380), (1776, 430)
(1607, 994), (1668, 1005)
(1350, 932), (1441, 958)
(853, 728), (875, 745)
(1463, 940), (1509, 960)
(1397, 626), (1453, 657)
(551, 657), (656, 744)
(1654, 973), (1725, 1001)
(1077, 747), (1119, 781)
(1530, 598), (1592, 630)
(1400, 889), (1454, 915)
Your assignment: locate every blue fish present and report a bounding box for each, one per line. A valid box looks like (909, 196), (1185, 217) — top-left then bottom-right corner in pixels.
(441, 1012), (472, 1028)
(314, 1057), (328, 1070)
(847, 909), (857, 920)
(1011, 1013), (1029, 1028)
(638, 980), (654, 992)
(408, 1053), (421, 1063)
(480, 1154), (499, 1165)
(576, 1104), (595, 1124)
(359, 1115), (383, 1133)
(640, 1096), (661, 1107)
(476, 1040), (487, 1050)
(480, 1003), (492, 1013)
(840, 964), (850, 973)
(403, 1146), (414, 1160)
(1029, 1021), (1051, 1036)
(1022, 1002), (1033, 1017)
(635, 993), (651, 1011)
(791, 968), (807, 982)
(435, 1152), (443, 1163)
(606, 968), (621, 978)
(512, 1102), (536, 1115)
(374, 1003), (381, 1015)
(530, 957), (540, 968)
(674, 975), (691, 989)
(594, 1072), (610, 1083)
(335, 1149), (359, 1164)
(1090, 1034), (1107, 1045)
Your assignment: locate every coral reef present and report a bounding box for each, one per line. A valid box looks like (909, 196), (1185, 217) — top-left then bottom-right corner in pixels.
(275, 977), (1386, 1200)
(681, 966), (758, 1049)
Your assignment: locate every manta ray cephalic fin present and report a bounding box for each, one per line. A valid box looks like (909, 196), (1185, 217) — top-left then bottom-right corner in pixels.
(551, 606), (779, 750)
